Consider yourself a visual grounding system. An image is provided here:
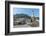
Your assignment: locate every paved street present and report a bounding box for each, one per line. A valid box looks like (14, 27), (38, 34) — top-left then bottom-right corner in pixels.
(13, 21), (39, 28)
(13, 24), (31, 28)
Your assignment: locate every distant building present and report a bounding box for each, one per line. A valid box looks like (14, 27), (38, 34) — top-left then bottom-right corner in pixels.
(13, 16), (31, 25)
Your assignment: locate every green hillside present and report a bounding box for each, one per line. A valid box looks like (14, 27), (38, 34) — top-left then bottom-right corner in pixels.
(14, 14), (31, 19)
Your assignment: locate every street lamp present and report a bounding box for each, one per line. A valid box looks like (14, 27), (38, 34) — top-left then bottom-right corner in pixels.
(32, 9), (35, 22)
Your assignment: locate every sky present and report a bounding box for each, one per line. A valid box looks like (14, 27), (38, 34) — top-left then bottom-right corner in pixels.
(13, 8), (39, 17)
